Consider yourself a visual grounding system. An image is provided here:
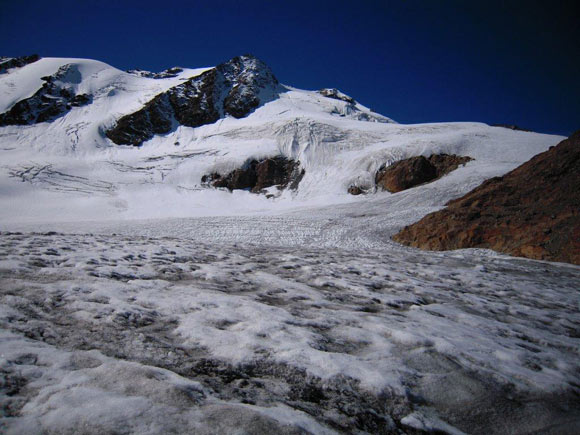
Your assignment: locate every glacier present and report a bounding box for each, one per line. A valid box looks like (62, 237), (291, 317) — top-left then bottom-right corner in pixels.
(0, 55), (578, 434)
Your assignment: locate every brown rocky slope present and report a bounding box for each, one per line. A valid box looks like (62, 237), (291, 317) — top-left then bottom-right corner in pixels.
(393, 131), (580, 265)
(375, 154), (473, 193)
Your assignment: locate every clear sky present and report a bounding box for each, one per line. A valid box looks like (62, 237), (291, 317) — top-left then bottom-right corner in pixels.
(1, 0), (578, 135)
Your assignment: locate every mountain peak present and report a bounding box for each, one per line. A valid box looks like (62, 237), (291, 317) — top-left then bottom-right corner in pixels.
(0, 54), (394, 149)
(106, 54), (281, 146)
(219, 54), (278, 85)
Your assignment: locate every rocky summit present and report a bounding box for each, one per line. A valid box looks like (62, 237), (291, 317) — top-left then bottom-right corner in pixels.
(106, 55), (280, 146)
(393, 132), (580, 264)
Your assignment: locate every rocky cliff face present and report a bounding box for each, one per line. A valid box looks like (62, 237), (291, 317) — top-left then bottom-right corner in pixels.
(0, 63), (91, 126)
(0, 54), (40, 74)
(375, 154), (473, 193)
(202, 156), (304, 194)
(106, 55), (280, 146)
(393, 132), (580, 265)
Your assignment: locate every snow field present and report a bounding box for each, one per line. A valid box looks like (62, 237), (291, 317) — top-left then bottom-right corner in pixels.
(0, 232), (578, 433)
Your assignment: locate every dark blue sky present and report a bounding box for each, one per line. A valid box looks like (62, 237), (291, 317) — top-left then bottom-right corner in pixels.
(1, 0), (578, 135)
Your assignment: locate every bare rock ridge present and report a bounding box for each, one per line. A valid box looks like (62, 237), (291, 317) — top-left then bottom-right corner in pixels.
(202, 156), (304, 194)
(0, 64), (92, 126)
(0, 54), (40, 74)
(318, 88), (356, 104)
(349, 154), (472, 195)
(106, 55), (280, 146)
(126, 66), (183, 79)
(0, 54), (388, 140)
(393, 131), (580, 265)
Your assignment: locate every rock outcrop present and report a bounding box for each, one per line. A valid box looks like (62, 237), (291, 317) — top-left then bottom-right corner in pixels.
(393, 132), (580, 265)
(426, 154), (475, 178)
(202, 156), (304, 194)
(126, 67), (183, 79)
(375, 154), (473, 193)
(347, 185), (365, 195)
(319, 88), (393, 123)
(0, 64), (92, 126)
(106, 55), (280, 146)
(0, 54), (40, 74)
(318, 88), (356, 104)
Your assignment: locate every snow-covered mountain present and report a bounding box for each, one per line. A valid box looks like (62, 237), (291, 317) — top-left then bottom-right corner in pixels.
(2, 55), (578, 435)
(0, 54), (562, 225)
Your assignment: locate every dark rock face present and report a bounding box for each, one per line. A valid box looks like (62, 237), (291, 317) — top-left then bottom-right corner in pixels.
(169, 68), (221, 127)
(105, 94), (174, 146)
(107, 55), (280, 146)
(254, 157), (304, 191)
(0, 54), (40, 74)
(393, 132), (580, 265)
(375, 154), (473, 193)
(202, 156), (304, 194)
(69, 93), (92, 106)
(0, 64), (92, 126)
